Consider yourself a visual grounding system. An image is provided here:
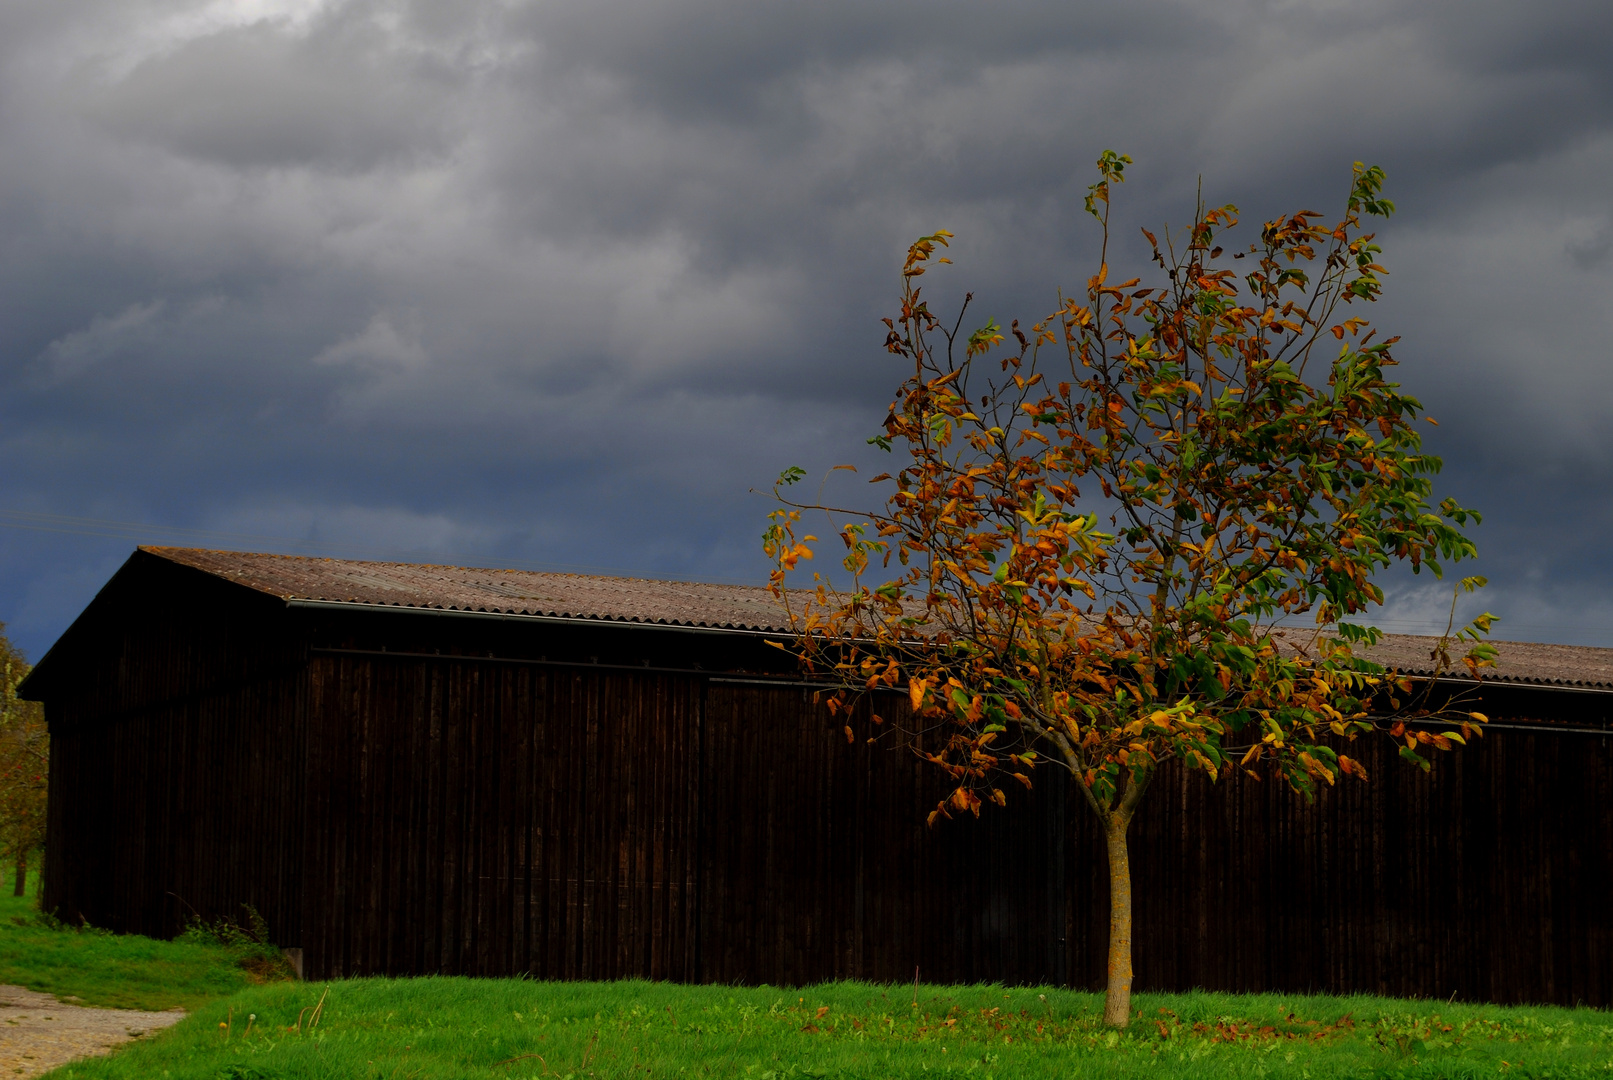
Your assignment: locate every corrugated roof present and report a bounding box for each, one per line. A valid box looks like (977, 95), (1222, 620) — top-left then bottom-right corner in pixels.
(1345, 632), (1613, 691)
(144, 547), (1613, 691)
(146, 546), (798, 633)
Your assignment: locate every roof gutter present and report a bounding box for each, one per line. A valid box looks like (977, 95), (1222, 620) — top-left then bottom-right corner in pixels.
(292, 647), (1613, 735)
(310, 646), (839, 690)
(283, 597), (798, 640)
(1393, 673), (1613, 697)
(281, 601), (1613, 696)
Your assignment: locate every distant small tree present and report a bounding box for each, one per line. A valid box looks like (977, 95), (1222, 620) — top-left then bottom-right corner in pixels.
(0, 628), (47, 897)
(765, 156), (1496, 1028)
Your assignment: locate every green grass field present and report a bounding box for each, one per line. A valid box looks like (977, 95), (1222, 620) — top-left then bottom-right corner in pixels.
(2, 879), (1609, 1078)
(38, 977), (1613, 1079)
(0, 875), (263, 1011)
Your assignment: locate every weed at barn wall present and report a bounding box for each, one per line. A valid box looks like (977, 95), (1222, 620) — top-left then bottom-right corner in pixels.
(175, 904), (296, 984)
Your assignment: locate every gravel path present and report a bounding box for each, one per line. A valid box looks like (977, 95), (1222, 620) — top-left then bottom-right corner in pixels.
(0, 985), (184, 1077)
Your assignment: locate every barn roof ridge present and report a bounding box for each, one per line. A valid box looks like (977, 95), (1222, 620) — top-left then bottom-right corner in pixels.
(140, 545), (1613, 692)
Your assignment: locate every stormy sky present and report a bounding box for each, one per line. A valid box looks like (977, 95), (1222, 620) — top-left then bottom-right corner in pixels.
(1, 0), (1610, 660)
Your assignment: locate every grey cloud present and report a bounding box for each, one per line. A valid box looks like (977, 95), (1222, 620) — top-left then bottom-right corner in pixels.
(77, 6), (465, 171)
(1565, 218), (1613, 269)
(312, 310), (430, 370)
(1, 0), (1612, 658)
(514, 0), (1213, 118)
(36, 299), (168, 380)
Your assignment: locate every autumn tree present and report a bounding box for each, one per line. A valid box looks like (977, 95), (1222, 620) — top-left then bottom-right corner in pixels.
(0, 627), (47, 897)
(764, 155), (1495, 1028)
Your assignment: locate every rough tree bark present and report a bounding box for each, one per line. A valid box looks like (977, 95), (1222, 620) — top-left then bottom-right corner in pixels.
(1086, 766), (1151, 1028)
(1102, 812), (1135, 1027)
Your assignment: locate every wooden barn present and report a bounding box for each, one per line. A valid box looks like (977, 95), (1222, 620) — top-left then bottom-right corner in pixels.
(19, 546), (1613, 1005)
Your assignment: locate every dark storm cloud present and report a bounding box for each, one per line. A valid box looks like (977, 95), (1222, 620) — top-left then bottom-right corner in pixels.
(1, 0), (1611, 658)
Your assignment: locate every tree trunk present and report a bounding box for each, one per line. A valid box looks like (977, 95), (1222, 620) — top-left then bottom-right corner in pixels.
(1071, 764), (1151, 1029)
(11, 850), (25, 898)
(1102, 811), (1135, 1028)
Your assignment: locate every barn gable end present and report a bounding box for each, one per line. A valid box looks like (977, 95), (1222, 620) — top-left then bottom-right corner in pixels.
(26, 550), (308, 955)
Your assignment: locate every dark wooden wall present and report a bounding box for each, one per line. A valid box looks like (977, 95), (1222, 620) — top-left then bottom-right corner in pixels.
(34, 568), (1612, 1005)
(299, 653), (1612, 1006)
(1118, 724), (1613, 1007)
(39, 555), (307, 941)
(42, 673), (307, 943)
(303, 656), (702, 981)
(698, 684), (1066, 987)
(295, 655), (1069, 986)
(295, 652), (1612, 1006)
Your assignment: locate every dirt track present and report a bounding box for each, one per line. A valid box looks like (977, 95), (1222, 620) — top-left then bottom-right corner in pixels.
(0, 984), (184, 1077)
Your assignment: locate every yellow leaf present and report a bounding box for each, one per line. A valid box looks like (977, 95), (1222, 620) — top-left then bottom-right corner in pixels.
(909, 678), (928, 711)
